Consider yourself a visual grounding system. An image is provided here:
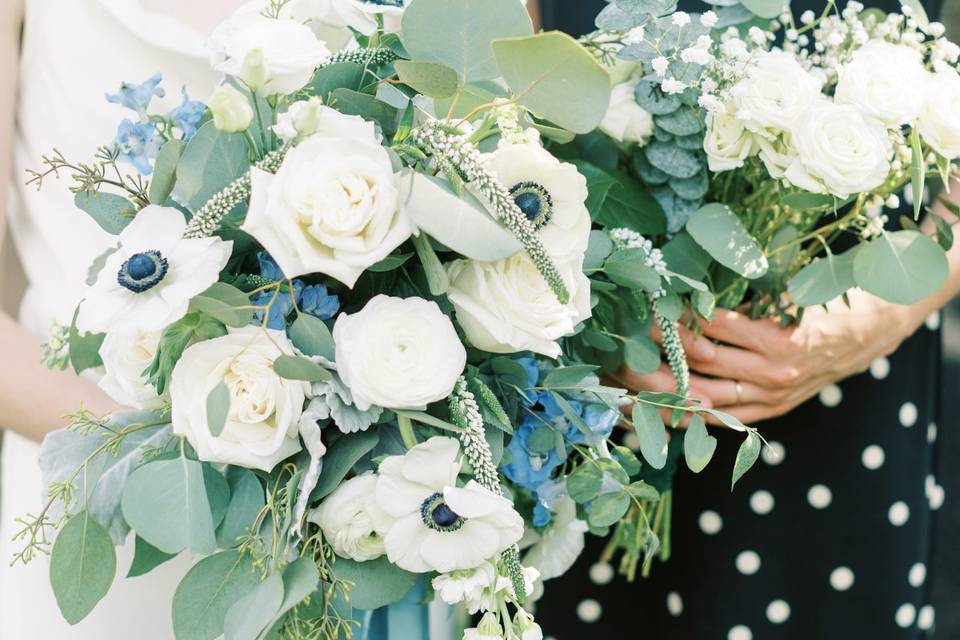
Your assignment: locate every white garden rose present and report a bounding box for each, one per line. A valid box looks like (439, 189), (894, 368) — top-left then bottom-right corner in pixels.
(309, 473), (388, 561)
(446, 253), (592, 359)
(835, 40), (927, 127)
(730, 50), (823, 136)
(918, 66), (960, 159)
(97, 329), (163, 410)
(242, 107), (411, 286)
(487, 132), (591, 264)
(209, 8), (331, 95)
(279, 0), (378, 51)
(170, 326), (310, 472)
(333, 295), (466, 411)
(784, 101), (891, 198)
(599, 80), (655, 145)
(704, 110), (758, 172)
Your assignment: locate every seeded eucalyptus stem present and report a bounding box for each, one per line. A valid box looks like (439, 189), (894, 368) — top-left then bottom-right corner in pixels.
(411, 121), (570, 304)
(448, 376), (527, 604)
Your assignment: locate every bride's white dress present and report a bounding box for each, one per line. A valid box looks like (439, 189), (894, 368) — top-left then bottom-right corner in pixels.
(0, 1), (224, 637)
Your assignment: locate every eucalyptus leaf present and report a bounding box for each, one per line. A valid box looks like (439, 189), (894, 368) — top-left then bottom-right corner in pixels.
(176, 121), (251, 211)
(566, 462), (603, 503)
(910, 127), (925, 220)
(206, 382), (230, 437)
(787, 248), (858, 307)
(50, 510), (116, 624)
(224, 574), (285, 640)
(394, 60), (460, 98)
(585, 230), (614, 270)
(412, 232), (450, 296)
(190, 282), (253, 328)
(309, 62), (365, 100)
(274, 355), (332, 382)
(632, 402), (667, 469)
(330, 556), (419, 610)
(543, 364), (599, 388)
(587, 491), (631, 527)
(731, 430), (762, 490)
(68, 308), (105, 374)
(604, 249), (663, 292)
(634, 80), (682, 115)
(149, 139), (186, 205)
(127, 535), (176, 578)
(311, 429), (380, 500)
(687, 203), (768, 279)
(576, 161), (666, 233)
(624, 336), (660, 373)
(217, 468), (266, 549)
(74, 191), (137, 235)
(329, 89), (399, 135)
(655, 107), (702, 136)
(172, 551), (260, 640)
(288, 314), (335, 360)
(852, 230), (948, 305)
(741, 0), (788, 18)
(683, 414), (717, 473)
(644, 143), (701, 179)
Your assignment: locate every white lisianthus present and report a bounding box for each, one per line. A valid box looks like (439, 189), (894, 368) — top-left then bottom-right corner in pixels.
(432, 562), (497, 605)
(487, 132), (592, 263)
(784, 101), (891, 198)
(704, 110), (758, 172)
(242, 107), (411, 286)
(170, 326), (309, 472)
(835, 40), (927, 127)
(272, 97), (325, 142)
(209, 8), (330, 95)
(278, 0), (378, 50)
(446, 254), (592, 359)
(374, 436), (524, 573)
(309, 472), (388, 561)
(97, 329), (163, 410)
(599, 80), (655, 146)
(333, 295), (466, 411)
(522, 497), (588, 581)
(918, 67), (960, 159)
(730, 50), (824, 136)
(77, 206), (231, 334)
(209, 84), (254, 133)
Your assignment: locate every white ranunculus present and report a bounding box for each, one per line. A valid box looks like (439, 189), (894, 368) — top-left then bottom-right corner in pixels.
(704, 110), (758, 172)
(432, 562), (497, 605)
(279, 0), (377, 50)
(446, 254), (592, 359)
(309, 472), (388, 561)
(170, 326), (310, 472)
(599, 80), (655, 146)
(77, 206), (232, 334)
(333, 295), (466, 411)
(209, 8), (330, 95)
(97, 329), (163, 410)
(784, 101), (891, 198)
(487, 132), (592, 264)
(521, 497), (588, 582)
(730, 49), (824, 136)
(374, 436), (524, 574)
(918, 66), (960, 159)
(836, 40), (927, 127)
(242, 107), (411, 286)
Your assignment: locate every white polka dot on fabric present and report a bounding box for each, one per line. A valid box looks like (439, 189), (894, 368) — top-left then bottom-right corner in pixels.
(699, 510), (723, 535)
(929, 485), (945, 510)
(861, 445), (885, 470)
(819, 384), (843, 408)
(908, 563), (927, 588)
(869, 356), (890, 379)
(807, 484), (832, 509)
(589, 562), (614, 586)
(749, 490), (775, 515)
(889, 502), (910, 527)
(577, 599), (602, 623)
(623, 431), (641, 451)
(928, 422), (938, 443)
(926, 312), (941, 330)
(918, 605), (935, 630)
(895, 603), (917, 628)
(736, 550), (761, 575)
(728, 625), (753, 640)
(766, 600), (791, 624)
(899, 402), (918, 428)
(666, 591), (683, 617)
(761, 441), (785, 466)
(830, 567), (855, 591)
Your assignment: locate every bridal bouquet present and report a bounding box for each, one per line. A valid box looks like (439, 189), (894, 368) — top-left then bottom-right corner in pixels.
(15, 1), (761, 638)
(575, 0), (960, 570)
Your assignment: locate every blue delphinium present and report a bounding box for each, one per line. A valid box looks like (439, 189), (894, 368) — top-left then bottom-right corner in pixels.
(514, 356), (541, 406)
(533, 478), (567, 527)
(300, 283), (340, 319)
(168, 87), (205, 141)
(251, 253), (340, 329)
(114, 119), (162, 175)
(106, 73), (164, 117)
(501, 413), (565, 493)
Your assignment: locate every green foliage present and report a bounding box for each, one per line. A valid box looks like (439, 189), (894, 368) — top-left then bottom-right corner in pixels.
(50, 510), (116, 624)
(309, 62), (365, 101)
(217, 468), (266, 549)
(683, 414), (717, 473)
(401, 0), (533, 82)
(190, 282), (253, 328)
(741, 0), (788, 18)
(787, 248), (858, 307)
(149, 139), (186, 205)
(492, 32), (611, 134)
(176, 121), (251, 211)
(567, 463), (603, 503)
(172, 551), (261, 640)
(577, 161), (667, 234)
(311, 429), (380, 500)
(74, 191), (137, 234)
(412, 232), (450, 296)
(288, 314), (335, 360)
(274, 355), (333, 382)
(604, 248), (662, 292)
(224, 573), (285, 640)
(394, 60), (460, 98)
(731, 430), (762, 490)
(632, 402), (667, 469)
(127, 535), (177, 578)
(329, 89), (399, 135)
(687, 203), (768, 279)
(68, 308), (105, 374)
(587, 491), (631, 527)
(624, 336), (660, 374)
(644, 142), (702, 180)
(910, 127), (925, 220)
(852, 230), (949, 305)
(206, 382), (231, 437)
(147, 312), (227, 395)
(330, 556), (419, 610)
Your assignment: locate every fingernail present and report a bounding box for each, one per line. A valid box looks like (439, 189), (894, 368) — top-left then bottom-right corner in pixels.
(694, 339), (716, 361)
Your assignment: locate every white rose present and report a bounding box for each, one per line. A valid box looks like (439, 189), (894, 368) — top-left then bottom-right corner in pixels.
(170, 326), (309, 472)
(599, 80), (654, 145)
(242, 106), (411, 286)
(835, 40), (927, 127)
(446, 254), (592, 359)
(209, 8), (330, 95)
(279, 0), (377, 51)
(918, 66), (960, 159)
(730, 50), (823, 136)
(309, 473), (388, 561)
(785, 101), (891, 198)
(704, 110), (758, 172)
(333, 295), (466, 411)
(755, 133), (799, 179)
(97, 329), (163, 410)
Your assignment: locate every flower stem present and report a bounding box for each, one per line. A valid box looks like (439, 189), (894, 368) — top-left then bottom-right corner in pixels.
(397, 413), (418, 449)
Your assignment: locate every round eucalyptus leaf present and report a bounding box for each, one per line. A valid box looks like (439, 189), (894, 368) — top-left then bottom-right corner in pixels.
(644, 143), (701, 179)
(786, 247), (858, 307)
(741, 0), (789, 18)
(330, 556), (419, 610)
(634, 80), (681, 115)
(686, 203), (768, 279)
(852, 230), (948, 305)
(173, 551), (260, 640)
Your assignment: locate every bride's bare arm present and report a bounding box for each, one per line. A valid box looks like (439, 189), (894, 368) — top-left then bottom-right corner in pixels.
(0, 2), (117, 442)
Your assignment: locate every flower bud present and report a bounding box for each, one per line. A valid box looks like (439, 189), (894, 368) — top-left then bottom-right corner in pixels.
(209, 84), (254, 133)
(240, 48), (270, 92)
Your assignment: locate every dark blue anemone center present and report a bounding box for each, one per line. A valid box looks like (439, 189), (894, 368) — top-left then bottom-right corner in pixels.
(118, 250), (168, 293)
(364, 0), (404, 6)
(420, 491), (464, 532)
(509, 181), (553, 230)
